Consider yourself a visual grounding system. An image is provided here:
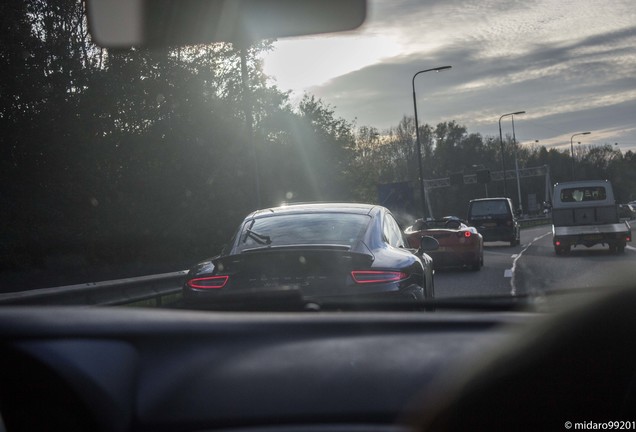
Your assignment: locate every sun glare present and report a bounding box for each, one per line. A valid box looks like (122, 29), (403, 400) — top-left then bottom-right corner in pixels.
(262, 34), (400, 92)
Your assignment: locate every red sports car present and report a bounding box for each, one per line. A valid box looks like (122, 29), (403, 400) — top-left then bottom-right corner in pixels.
(405, 217), (484, 271)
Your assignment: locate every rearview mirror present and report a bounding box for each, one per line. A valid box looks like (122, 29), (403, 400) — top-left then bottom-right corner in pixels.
(86, 0), (367, 48)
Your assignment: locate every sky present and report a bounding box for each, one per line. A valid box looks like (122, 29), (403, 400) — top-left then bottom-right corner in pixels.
(262, 0), (636, 153)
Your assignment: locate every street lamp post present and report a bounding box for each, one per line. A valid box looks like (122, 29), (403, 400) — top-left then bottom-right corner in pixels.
(412, 65), (451, 219)
(498, 111), (525, 198)
(570, 132), (591, 180)
(511, 115), (523, 214)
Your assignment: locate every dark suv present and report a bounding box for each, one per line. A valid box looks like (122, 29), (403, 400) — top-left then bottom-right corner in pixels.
(467, 198), (520, 246)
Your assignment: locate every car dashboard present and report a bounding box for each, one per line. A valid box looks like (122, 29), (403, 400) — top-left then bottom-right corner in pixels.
(3, 286), (636, 432)
(0, 307), (532, 432)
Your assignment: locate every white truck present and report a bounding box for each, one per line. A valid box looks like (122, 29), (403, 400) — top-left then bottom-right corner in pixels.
(551, 180), (631, 255)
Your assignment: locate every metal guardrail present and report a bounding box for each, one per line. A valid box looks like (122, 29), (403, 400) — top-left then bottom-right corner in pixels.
(0, 270), (188, 306)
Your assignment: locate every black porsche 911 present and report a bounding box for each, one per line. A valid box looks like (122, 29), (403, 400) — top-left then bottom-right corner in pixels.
(183, 203), (438, 309)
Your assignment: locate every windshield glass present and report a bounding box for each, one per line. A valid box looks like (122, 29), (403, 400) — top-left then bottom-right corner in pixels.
(469, 201), (510, 217)
(237, 213), (370, 252)
(560, 187), (607, 202)
(1, 0), (635, 307)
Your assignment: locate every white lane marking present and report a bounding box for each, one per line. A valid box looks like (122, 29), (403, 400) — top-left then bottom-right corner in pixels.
(509, 232), (551, 296)
(627, 245), (636, 252)
(485, 250), (520, 256)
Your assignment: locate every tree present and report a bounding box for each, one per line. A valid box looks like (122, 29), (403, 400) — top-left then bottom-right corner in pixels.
(0, 0), (320, 281)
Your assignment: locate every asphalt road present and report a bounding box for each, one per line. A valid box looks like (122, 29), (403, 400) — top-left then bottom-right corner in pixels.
(435, 225), (636, 299)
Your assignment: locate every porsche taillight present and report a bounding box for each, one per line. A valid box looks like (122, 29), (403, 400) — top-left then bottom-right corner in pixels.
(187, 275), (229, 289)
(351, 270), (409, 284)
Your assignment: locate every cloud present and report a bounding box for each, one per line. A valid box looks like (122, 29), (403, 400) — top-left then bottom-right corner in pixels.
(263, 0), (636, 151)
(307, 17), (636, 150)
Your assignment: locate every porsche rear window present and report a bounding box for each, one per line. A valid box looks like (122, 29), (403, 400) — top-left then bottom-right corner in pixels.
(237, 213), (370, 251)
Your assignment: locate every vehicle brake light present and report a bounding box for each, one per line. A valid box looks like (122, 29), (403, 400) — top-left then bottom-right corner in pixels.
(187, 275), (229, 289)
(351, 270), (408, 284)
(464, 231), (471, 238)
(555, 241), (561, 246)
(627, 235), (632, 242)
